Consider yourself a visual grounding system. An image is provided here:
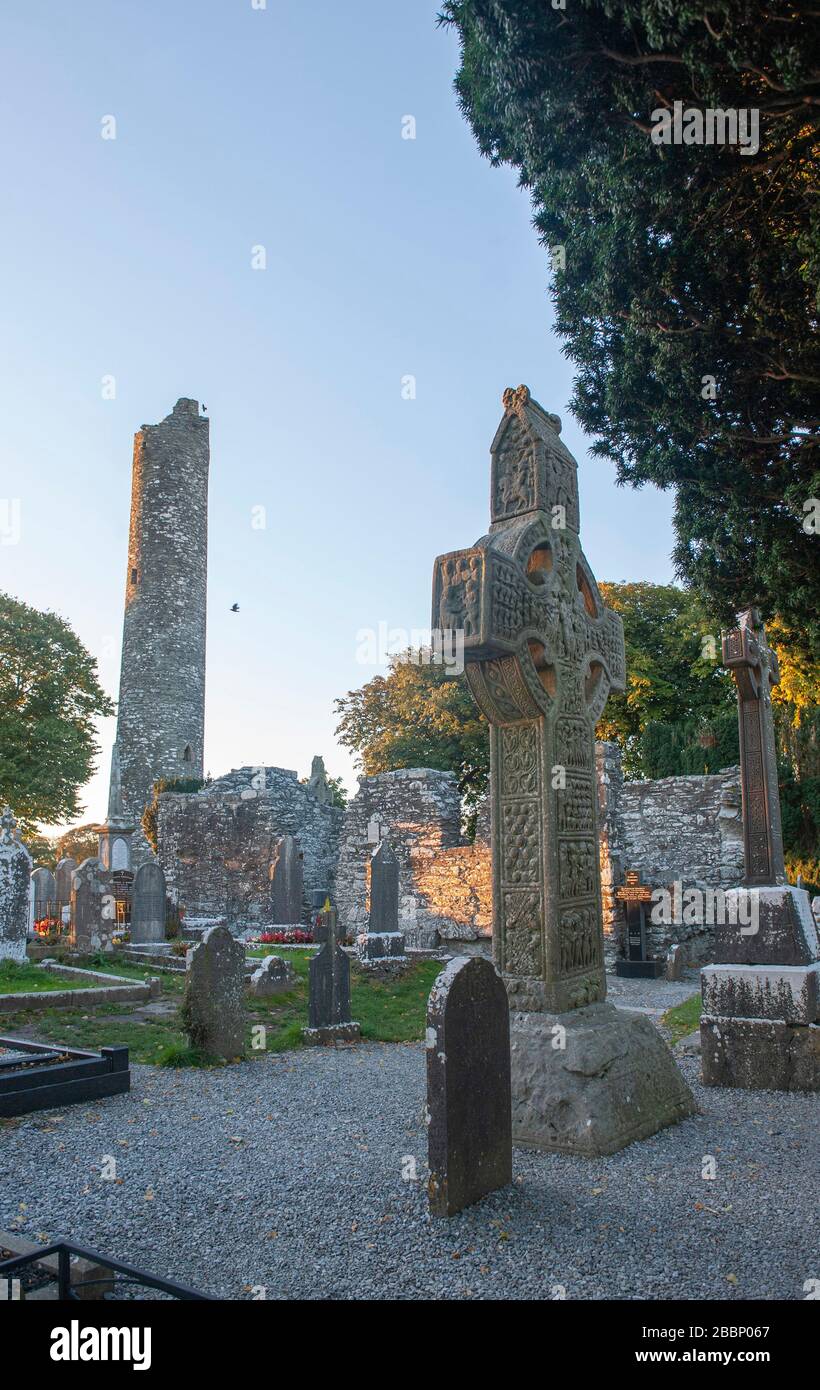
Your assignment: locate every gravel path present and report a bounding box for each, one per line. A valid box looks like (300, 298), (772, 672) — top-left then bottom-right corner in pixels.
(1, 1026), (817, 1301)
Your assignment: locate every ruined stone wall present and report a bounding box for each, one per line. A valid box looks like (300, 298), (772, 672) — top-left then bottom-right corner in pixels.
(156, 767), (342, 926)
(114, 398), (209, 860)
(333, 769), (471, 947)
(597, 741), (744, 964)
(156, 750), (744, 960)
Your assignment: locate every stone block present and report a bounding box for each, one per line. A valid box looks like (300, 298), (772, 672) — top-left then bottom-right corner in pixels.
(701, 962), (820, 1025)
(700, 1014), (820, 1091)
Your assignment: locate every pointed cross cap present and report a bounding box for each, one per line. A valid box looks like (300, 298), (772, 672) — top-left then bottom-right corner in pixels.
(721, 607), (781, 701)
(371, 838), (397, 865)
(432, 387), (625, 723)
(491, 385), (579, 533)
(0, 806), (17, 844)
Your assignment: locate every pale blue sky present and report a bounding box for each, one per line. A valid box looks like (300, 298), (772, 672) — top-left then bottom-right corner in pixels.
(0, 0), (675, 829)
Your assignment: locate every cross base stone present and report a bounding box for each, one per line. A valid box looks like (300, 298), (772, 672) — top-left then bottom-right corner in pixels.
(700, 1016), (820, 1091)
(510, 1003), (696, 1157)
(301, 1022), (361, 1046)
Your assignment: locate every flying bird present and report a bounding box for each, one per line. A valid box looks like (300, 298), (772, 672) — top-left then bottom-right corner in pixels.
(230, 603), (240, 613)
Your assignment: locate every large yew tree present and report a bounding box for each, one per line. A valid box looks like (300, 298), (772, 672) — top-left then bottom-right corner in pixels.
(440, 0), (820, 653)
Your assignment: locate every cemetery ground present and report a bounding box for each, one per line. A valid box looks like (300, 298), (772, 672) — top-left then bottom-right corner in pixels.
(1, 958), (816, 1301)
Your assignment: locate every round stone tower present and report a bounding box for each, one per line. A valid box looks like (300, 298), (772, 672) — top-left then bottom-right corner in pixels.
(113, 397), (209, 856)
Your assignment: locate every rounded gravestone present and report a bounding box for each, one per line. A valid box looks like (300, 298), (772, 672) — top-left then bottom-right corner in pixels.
(426, 955), (512, 1218)
(131, 859), (166, 944)
(0, 808), (33, 962)
(183, 925), (245, 1060)
(31, 866), (57, 922)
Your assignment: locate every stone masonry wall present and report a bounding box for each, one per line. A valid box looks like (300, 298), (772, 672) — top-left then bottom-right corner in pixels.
(156, 751), (744, 961)
(597, 741), (744, 964)
(157, 766), (342, 926)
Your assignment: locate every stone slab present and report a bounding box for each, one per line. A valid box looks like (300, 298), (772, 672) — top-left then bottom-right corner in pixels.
(614, 959), (665, 979)
(426, 956), (512, 1218)
(510, 1002), (696, 1156)
(701, 962), (820, 1025)
(714, 885), (819, 966)
(302, 1022), (361, 1046)
(701, 1014), (820, 1091)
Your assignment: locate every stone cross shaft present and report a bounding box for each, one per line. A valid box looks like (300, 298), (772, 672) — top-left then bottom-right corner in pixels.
(432, 386), (625, 1013)
(721, 608), (786, 887)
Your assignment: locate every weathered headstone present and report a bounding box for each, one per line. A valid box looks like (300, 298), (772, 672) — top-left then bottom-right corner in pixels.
(701, 609), (820, 1090)
(614, 869), (664, 978)
(312, 899), (335, 944)
(307, 755), (333, 804)
(812, 896), (820, 932)
(183, 924), (245, 1060)
(0, 808), (32, 962)
(666, 943), (686, 982)
(31, 867), (57, 924)
(55, 857), (76, 923)
(433, 385), (694, 1153)
(359, 839), (406, 965)
(130, 859), (166, 944)
(70, 858), (116, 952)
(269, 834), (304, 924)
(303, 912), (360, 1045)
(249, 953), (296, 998)
(427, 956), (512, 1217)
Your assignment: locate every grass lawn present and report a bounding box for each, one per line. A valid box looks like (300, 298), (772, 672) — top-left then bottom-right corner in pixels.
(0, 961), (103, 994)
(662, 992), (702, 1044)
(3, 952), (445, 1067)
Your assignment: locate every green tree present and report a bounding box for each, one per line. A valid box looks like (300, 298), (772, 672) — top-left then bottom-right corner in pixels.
(596, 582), (737, 775)
(334, 652), (489, 812)
(0, 592), (114, 837)
(440, 1), (820, 653)
(53, 823), (101, 868)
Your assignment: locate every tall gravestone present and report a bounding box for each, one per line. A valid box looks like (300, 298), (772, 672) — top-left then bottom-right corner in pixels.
(71, 858), (116, 953)
(55, 857), (76, 926)
(183, 924), (245, 1060)
(427, 956), (512, 1217)
(31, 867), (57, 923)
(701, 609), (820, 1090)
(270, 834), (304, 924)
(303, 910), (360, 1045)
(359, 839), (406, 964)
(0, 808), (32, 962)
(433, 385), (694, 1154)
(130, 859), (167, 944)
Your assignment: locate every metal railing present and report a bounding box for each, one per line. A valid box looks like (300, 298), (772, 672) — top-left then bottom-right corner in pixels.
(0, 1239), (211, 1300)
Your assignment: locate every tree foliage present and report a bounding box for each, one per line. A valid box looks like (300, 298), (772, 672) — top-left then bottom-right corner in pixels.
(440, 0), (820, 652)
(0, 592), (114, 837)
(333, 652), (489, 808)
(596, 581), (737, 774)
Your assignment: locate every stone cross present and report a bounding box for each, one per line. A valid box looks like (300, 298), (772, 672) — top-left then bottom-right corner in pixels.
(432, 386), (626, 1014)
(721, 608), (785, 887)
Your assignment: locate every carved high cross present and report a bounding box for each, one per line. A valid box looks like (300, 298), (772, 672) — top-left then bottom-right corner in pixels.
(721, 608), (785, 887)
(432, 386), (626, 1013)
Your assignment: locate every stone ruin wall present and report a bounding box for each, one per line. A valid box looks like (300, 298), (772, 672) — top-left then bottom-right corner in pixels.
(597, 741), (743, 965)
(157, 767), (343, 925)
(155, 752), (743, 963)
(333, 769), (492, 948)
